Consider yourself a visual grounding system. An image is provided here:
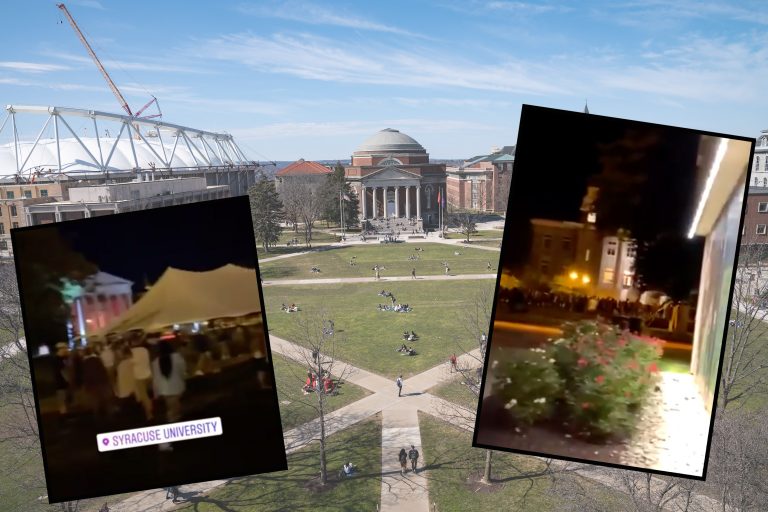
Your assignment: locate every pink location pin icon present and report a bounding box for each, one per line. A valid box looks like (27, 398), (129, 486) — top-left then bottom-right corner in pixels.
(102, 437), (109, 446)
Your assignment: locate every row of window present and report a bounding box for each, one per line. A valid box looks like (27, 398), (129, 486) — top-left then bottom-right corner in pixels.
(0, 222), (20, 234)
(0, 205), (18, 217)
(4, 190), (48, 199)
(755, 177), (768, 187)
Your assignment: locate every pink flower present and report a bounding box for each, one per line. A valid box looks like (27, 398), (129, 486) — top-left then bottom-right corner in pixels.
(595, 375), (605, 384)
(647, 362), (659, 374)
(577, 358), (588, 368)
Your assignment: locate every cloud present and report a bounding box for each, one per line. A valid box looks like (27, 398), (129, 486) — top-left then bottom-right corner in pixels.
(230, 119), (495, 140)
(70, 0), (106, 9)
(0, 61), (70, 73)
(597, 0), (768, 28)
(236, 1), (427, 38)
(195, 32), (567, 96)
(485, 1), (570, 14)
(48, 52), (208, 75)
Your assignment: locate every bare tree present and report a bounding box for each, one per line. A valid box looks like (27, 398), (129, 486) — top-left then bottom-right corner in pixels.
(282, 310), (353, 486)
(277, 177), (303, 233)
(719, 238), (768, 410)
(279, 177), (324, 245)
(706, 409), (768, 512)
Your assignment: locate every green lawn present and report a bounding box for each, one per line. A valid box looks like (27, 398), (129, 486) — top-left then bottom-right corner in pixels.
(273, 353), (371, 431)
(420, 413), (633, 512)
(263, 280), (495, 378)
(259, 243), (499, 280)
(462, 240), (502, 249)
(429, 375), (479, 411)
(444, 229), (504, 240)
(176, 414), (382, 512)
(277, 228), (340, 244)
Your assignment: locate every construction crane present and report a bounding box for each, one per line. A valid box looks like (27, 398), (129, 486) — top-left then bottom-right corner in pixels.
(56, 2), (162, 133)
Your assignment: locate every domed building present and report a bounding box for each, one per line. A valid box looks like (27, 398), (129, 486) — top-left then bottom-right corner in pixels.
(345, 128), (446, 229)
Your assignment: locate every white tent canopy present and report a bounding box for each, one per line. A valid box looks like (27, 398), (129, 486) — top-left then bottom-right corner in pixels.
(100, 264), (262, 334)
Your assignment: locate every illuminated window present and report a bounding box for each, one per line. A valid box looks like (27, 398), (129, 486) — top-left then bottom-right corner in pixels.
(622, 274), (634, 287)
(587, 212), (596, 223)
(603, 268), (615, 284)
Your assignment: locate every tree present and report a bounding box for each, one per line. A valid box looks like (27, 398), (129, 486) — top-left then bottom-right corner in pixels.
(285, 310), (352, 486)
(249, 177), (285, 252)
(277, 178), (302, 233)
(279, 177), (323, 245)
(633, 234), (705, 300)
(11, 229), (97, 352)
(447, 186), (486, 243)
(319, 163), (359, 230)
(718, 238), (768, 410)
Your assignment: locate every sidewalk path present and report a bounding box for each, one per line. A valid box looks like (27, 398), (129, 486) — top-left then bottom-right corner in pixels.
(263, 273), (498, 287)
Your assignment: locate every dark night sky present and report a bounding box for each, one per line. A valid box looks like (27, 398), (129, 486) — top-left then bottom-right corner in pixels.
(33, 196), (258, 293)
(504, 105), (703, 269)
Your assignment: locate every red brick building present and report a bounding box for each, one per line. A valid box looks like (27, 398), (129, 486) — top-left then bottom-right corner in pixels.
(742, 187), (768, 245)
(446, 146), (514, 213)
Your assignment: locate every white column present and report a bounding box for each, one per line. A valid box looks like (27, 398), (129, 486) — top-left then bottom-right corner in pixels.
(383, 186), (389, 217)
(405, 186), (411, 220)
(361, 185), (367, 219)
(372, 187), (378, 219)
(416, 185), (421, 219)
(395, 186), (400, 218)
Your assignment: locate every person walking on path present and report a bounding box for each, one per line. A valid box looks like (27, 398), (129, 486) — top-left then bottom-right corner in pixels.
(408, 445), (420, 473)
(152, 340), (187, 452)
(398, 448), (408, 475)
(374, 265), (381, 281)
(396, 375), (403, 397)
(411, 268), (416, 279)
(449, 353), (458, 373)
(487, 261), (492, 271)
(444, 266), (450, 276)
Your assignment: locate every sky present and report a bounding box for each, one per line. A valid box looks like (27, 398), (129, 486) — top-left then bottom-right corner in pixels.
(0, 0), (766, 161)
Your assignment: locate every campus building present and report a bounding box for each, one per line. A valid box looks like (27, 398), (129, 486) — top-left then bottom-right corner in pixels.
(528, 185), (639, 300)
(446, 146), (514, 213)
(751, 131), (768, 188)
(345, 128), (447, 228)
(69, 271), (134, 340)
(274, 158), (332, 193)
(741, 187), (768, 244)
(25, 176), (229, 225)
(0, 182), (70, 257)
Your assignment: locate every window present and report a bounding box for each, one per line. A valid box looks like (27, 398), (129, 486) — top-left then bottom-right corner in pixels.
(606, 247), (616, 256)
(540, 261), (550, 274)
(561, 237), (572, 251)
(543, 235), (552, 250)
(23, 190), (31, 199)
(603, 268), (615, 284)
(622, 274), (634, 287)
(757, 157), (761, 171)
(757, 224), (767, 235)
(626, 244), (636, 257)
(10, 206), (17, 217)
(757, 177), (761, 186)
(585, 249), (590, 262)
(40, 189), (48, 197)
(587, 212), (596, 223)
(5, 191), (13, 199)
(0, 223), (5, 235)
(11, 222), (18, 230)
(0, 241), (6, 250)
(759, 202), (768, 213)
(764, 178), (767, 187)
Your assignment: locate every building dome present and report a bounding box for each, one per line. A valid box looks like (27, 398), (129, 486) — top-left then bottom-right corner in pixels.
(355, 128), (425, 154)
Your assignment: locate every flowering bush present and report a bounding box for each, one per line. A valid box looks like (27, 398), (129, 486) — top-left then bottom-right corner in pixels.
(551, 321), (663, 438)
(490, 347), (563, 426)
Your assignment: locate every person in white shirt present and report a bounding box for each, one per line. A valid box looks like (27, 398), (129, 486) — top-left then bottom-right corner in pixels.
(152, 340), (187, 451)
(131, 337), (154, 421)
(99, 342), (116, 391)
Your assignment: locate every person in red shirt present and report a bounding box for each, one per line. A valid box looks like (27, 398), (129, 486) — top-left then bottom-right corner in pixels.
(449, 353), (458, 373)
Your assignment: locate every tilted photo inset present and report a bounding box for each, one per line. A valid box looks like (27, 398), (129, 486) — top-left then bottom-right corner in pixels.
(12, 196), (287, 503)
(473, 105), (753, 478)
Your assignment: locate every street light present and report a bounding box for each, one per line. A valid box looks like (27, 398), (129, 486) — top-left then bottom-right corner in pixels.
(581, 274), (591, 285)
(569, 271), (579, 281)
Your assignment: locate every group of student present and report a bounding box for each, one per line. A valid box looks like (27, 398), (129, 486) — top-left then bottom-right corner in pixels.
(397, 445), (420, 474)
(302, 370), (336, 395)
(281, 303), (299, 313)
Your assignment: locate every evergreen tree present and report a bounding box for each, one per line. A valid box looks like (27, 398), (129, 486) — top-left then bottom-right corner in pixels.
(249, 176), (285, 252)
(319, 162), (359, 229)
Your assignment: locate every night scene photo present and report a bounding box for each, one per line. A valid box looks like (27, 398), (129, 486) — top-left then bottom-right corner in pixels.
(11, 196), (287, 503)
(474, 105), (753, 478)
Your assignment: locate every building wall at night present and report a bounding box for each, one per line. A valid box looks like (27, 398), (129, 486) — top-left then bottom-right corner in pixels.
(25, 178), (229, 226)
(70, 271), (134, 338)
(596, 237), (638, 300)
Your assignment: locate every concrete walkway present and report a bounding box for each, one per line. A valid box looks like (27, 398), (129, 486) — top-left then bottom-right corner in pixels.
(263, 273), (498, 287)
